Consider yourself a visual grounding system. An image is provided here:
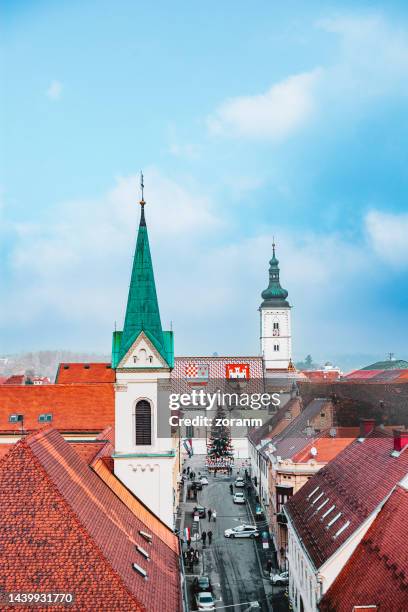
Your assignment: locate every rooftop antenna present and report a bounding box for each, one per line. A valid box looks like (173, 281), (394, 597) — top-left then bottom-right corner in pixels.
(388, 352), (395, 361)
(170, 320), (173, 332)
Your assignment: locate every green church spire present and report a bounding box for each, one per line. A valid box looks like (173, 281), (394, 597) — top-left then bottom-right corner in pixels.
(261, 241), (290, 307)
(112, 176), (173, 368)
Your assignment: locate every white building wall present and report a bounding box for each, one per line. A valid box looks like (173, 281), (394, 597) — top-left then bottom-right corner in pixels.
(114, 368), (177, 528)
(261, 307), (292, 370)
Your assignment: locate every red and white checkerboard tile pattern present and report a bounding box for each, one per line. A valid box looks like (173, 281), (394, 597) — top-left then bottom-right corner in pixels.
(171, 356), (264, 393)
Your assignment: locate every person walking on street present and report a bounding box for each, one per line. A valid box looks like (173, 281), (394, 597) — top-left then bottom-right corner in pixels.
(229, 483), (233, 494)
(212, 509), (217, 522)
(207, 508), (212, 522)
(208, 530), (213, 545)
(201, 531), (207, 545)
(266, 559), (273, 575)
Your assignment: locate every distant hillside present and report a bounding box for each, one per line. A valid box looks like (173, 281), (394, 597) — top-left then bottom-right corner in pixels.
(0, 351), (110, 383)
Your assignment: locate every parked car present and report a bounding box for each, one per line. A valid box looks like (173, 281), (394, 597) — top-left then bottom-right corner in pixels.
(233, 491), (246, 504)
(192, 576), (213, 594)
(224, 524), (259, 539)
(193, 505), (206, 518)
(195, 592), (215, 611)
(192, 480), (203, 491)
(270, 571), (289, 586)
(255, 505), (264, 519)
(200, 476), (209, 485)
(235, 477), (245, 488)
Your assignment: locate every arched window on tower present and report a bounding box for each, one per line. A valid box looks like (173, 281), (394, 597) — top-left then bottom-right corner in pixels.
(135, 400), (152, 445)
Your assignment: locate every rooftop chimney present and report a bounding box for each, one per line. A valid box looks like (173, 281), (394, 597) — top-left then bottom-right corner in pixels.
(393, 429), (408, 454)
(360, 418), (376, 437)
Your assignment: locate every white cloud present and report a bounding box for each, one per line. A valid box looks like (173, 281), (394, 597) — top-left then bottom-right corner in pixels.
(207, 69), (322, 141)
(5, 169), (220, 328)
(206, 14), (408, 144)
(46, 80), (63, 101)
(365, 210), (408, 265)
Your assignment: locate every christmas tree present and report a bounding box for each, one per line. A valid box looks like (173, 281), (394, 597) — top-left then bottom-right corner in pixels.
(206, 404), (234, 473)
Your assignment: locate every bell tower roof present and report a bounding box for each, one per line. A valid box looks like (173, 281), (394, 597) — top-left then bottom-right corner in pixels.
(261, 241), (290, 308)
(113, 174), (171, 367)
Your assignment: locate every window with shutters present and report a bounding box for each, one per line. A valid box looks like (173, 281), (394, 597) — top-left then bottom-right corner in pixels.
(135, 400), (152, 445)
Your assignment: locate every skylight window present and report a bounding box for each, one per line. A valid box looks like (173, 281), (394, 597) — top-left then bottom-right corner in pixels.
(316, 498), (329, 512)
(132, 563), (147, 578)
(334, 520), (350, 538)
(311, 492), (324, 505)
(139, 530), (152, 543)
(321, 505), (335, 520)
(307, 486), (319, 500)
(38, 414), (53, 423)
(136, 544), (150, 560)
(9, 414), (23, 423)
(327, 512), (342, 528)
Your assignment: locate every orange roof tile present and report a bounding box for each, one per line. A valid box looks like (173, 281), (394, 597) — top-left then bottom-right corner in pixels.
(292, 427), (359, 462)
(0, 383), (114, 432)
(0, 428), (181, 611)
(56, 362), (116, 383)
(92, 458), (178, 554)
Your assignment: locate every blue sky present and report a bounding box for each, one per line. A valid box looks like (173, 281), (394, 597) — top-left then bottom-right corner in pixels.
(1, 0), (408, 369)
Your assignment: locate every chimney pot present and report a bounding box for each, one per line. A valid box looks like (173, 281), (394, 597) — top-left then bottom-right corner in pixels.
(360, 418), (376, 437)
(393, 429), (408, 453)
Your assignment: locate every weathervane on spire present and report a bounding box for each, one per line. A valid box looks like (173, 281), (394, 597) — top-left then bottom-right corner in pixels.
(272, 236), (276, 257)
(140, 171), (145, 207)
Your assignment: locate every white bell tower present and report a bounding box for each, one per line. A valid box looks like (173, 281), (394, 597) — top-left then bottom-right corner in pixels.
(260, 242), (292, 372)
(112, 179), (177, 528)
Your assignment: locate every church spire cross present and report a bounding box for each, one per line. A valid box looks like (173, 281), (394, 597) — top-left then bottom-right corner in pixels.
(139, 171), (146, 226)
(140, 171), (145, 205)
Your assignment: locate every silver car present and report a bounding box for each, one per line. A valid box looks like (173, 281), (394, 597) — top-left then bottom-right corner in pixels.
(224, 524), (259, 539)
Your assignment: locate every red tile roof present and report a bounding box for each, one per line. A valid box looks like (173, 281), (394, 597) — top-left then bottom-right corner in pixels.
(0, 383), (114, 432)
(0, 428), (181, 611)
(302, 370), (341, 382)
(291, 427), (359, 463)
(4, 374), (25, 385)
(56, 362), (116, 383)
(285, 429), (408, 569)
(320, 485), (408, 611)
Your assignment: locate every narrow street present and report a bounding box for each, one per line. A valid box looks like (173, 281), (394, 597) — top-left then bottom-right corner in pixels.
(181, 456), (274, 611)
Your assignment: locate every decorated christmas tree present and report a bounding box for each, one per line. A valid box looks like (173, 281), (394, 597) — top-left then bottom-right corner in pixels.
(206, 404), (234, 473)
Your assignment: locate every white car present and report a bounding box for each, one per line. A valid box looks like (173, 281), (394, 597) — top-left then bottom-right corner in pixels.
(224, 524), (259, 539)
(271, 571), (289, 586)
(195, 591), (215, 610)
(200, 476), (209, 485)
(235, 477), (245, 488)
(233, 491), (245, 504)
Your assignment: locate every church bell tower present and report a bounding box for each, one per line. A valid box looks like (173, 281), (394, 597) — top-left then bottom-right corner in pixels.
(112, 175), (176, 527)
(260, 242), (292, 373)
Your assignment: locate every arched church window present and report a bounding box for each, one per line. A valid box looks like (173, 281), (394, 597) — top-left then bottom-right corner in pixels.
(135, 400), (152, 445)
(274, 344), (280, 352)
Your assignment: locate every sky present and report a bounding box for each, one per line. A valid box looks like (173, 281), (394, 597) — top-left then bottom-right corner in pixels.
(1, 0), (408, 370)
